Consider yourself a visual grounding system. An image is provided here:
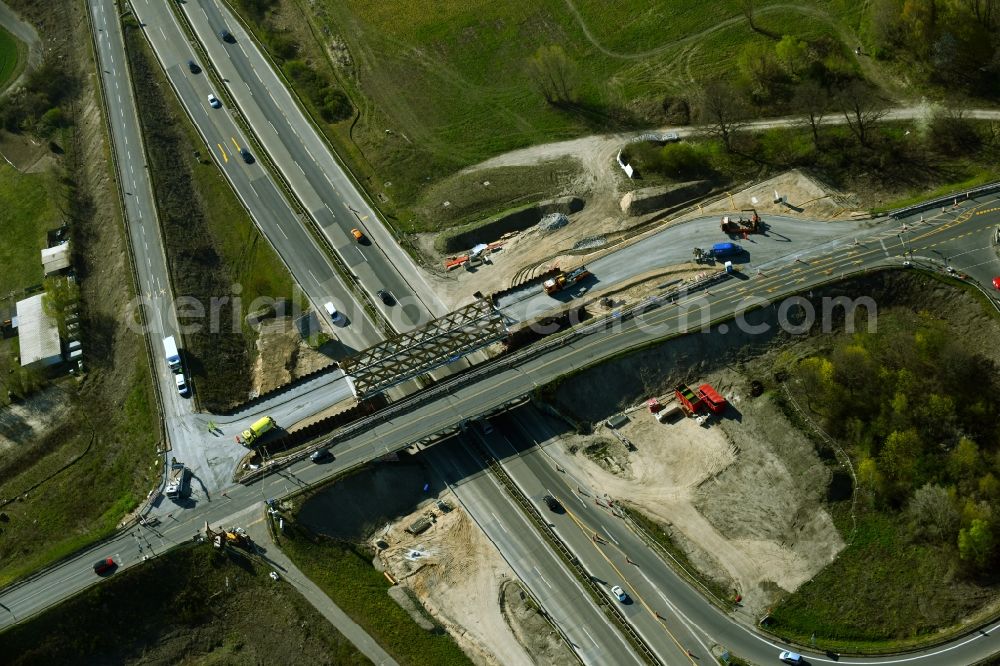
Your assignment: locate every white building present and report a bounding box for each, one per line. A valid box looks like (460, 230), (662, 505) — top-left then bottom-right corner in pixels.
(16, 293), (62, 369)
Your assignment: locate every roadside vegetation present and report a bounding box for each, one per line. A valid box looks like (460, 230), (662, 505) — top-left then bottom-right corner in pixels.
(123, 20), (298, 412)
(0, 0), (158, 587)
(624, 111), (1000, 212)
(0, 25), (24, 93)
(769, 308), (1000, 646)
(0, 164), (61, 297)
(0, 544), (369, 664)
(276, 512), (473, 665)
(228, 1), (862, 225)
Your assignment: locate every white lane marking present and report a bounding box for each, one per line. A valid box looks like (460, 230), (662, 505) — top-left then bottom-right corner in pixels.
(490, 512), (508, 534)
(602, 525), (620, 546)
(277, 225), (288, 240)
(159, 26), (166, 40)
(268, 121), (277, 133)
(296, 162), (305, 175)
(531, 566), (552, 589)
(581, 626), (599, 648)
(308, 270), (318, 283)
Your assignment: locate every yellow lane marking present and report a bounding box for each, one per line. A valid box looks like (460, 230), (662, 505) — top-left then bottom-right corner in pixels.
(217, 144), (228, 163)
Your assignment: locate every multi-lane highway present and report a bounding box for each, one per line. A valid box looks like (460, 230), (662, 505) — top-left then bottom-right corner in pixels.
(19, 2), (1000, 661)
(5, 185), (1000, 663)
(131, 0), (444, 333)
(88, 0), (376, 494)
(425, 435), (643, 665)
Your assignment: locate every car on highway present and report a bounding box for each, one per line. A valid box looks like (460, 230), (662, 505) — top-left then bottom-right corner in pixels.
(324, 301), (343, 324)
(207, 93), (221, 109)
(219, 29), (235, 43)
(175, 372), (189, 396)
(542, 494), (563, 513)
(187, 60), (200, 74)
(993, 276), (1000, 290)
(351, 228), (365, 243)
(377, 289), (395, 306)
(610, 585), (628, 603)
(240, 148), (254, 164)
(310, 448), (333, 463)
(93, 557), (116, 575)
(778, 651), (803, 664)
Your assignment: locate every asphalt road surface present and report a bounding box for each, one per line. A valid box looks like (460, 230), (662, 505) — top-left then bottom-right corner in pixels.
(5, 85), (1000, 661)
(425, 435), (644, 666)
(128, 0), (380, 353)
(136, 0), (444, 334)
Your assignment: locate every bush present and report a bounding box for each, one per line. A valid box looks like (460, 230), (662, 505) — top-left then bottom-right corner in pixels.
(645, 142), (712, 180)
(928, 110), (982, 156)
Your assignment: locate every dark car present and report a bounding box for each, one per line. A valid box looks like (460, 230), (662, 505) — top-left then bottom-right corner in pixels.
(543, 494), (563, 513)
(377, 289), (395, 306)
(93, 557), (115, 575)
(240, 149), (254, 164)
(219, 29), (235, 43)
(310, 448), (332, 463)
(187, 60), (200, 74)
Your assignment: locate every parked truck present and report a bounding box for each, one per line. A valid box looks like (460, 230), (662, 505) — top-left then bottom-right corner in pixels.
(163, 336), (182, 372)
(165, 458), (188, 500)
(693, 243), (745, 264)
(240, 416), (276, 446)
(543, 266), (592, 295)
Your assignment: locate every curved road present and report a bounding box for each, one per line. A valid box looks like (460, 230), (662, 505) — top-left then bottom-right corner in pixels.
(3, 189), (999, 665)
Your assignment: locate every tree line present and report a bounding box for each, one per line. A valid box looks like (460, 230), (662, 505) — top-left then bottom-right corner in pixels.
(795, 313), (1000, 574)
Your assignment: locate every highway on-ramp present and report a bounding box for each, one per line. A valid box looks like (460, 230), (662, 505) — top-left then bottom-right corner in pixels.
(5, 190), (1000, 665)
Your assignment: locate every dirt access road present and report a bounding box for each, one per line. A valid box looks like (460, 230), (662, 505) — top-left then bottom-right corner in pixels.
(543, 369), (844, 622)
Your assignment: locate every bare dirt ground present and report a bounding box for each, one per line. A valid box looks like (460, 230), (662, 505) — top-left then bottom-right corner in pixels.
(543, 367), (844, 622)
(421, 168), (860, 311)
(0, 130), (55, 173)
(0, 385), (72, 456)
(376, 494), (535, 666)
(250, 318), (337, 395)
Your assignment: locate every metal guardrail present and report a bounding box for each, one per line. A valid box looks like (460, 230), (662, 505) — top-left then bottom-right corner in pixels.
(470, 437), (659, 665)
(89, 7), (168, 514)
(889, 181), (1000, 219)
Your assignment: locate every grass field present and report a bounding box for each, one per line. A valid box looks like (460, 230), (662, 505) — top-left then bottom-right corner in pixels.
(0, 361), (158, 587)
(0, 25), (24, 93)
(0, 544), (369, 665)
(768, 509), (998, 652)
(263, 0), (864, 222)
(278, 516), (473, 665)
(0, 164), (60, 297)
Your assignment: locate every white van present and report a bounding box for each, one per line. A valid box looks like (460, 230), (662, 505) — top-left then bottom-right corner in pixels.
(175, 372), (189, 396)
(324, 302), (343, 323)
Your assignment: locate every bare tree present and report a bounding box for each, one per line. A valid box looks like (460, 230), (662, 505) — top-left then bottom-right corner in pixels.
(793, 81), (829, 148)
(696, 79), (748, 152)
(906, 483), (959, 543)
(963, 0), (997, 30)
(836, 79), (887, 147)
(526, 45), (577, 105)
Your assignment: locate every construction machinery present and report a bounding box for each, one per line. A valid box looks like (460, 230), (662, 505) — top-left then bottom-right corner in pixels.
(543, 265), (592, 295)
(720, 210), (762, 236)
(674, 382), (728, 415)
(206, 522), (253, 550)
